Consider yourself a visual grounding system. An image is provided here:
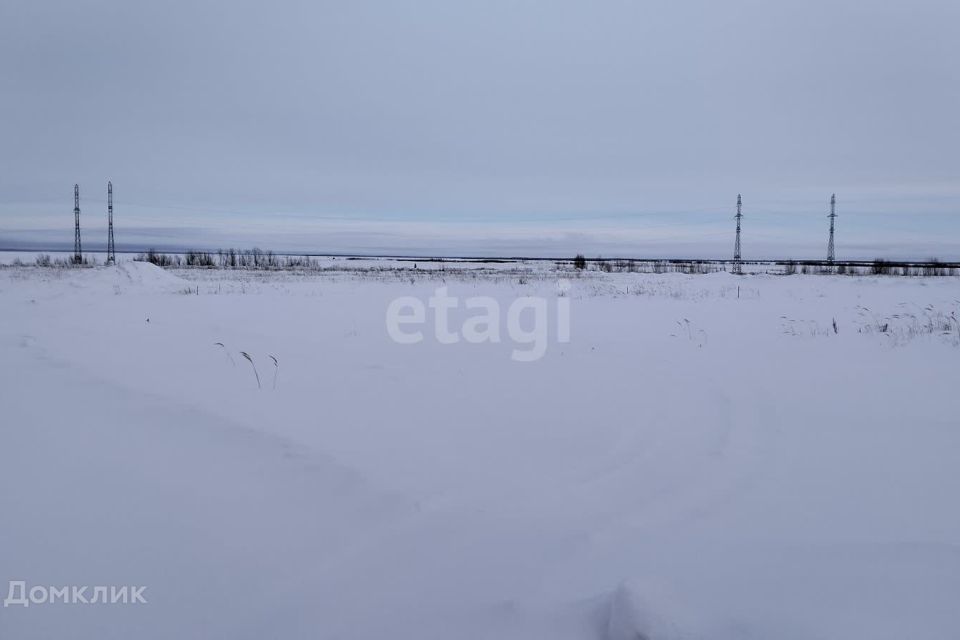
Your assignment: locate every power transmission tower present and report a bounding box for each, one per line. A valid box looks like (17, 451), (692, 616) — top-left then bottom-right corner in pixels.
(827, 193), (837, 262)
(733, 193), (743, 274)
(106, 181), (116, 264)
(73, 184), (82, 264)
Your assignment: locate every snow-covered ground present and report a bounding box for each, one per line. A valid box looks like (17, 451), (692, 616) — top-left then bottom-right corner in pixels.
(1, 260), (958, 639)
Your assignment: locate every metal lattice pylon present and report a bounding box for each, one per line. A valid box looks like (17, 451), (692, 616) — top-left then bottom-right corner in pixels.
(73, 184), (82, 264)
(107, 181), (116, 264)
(733, 194), (743, 274)
(827, 193), (837, 262)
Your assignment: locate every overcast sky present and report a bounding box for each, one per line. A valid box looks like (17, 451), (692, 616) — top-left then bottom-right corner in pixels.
(1, 0), (958, 258)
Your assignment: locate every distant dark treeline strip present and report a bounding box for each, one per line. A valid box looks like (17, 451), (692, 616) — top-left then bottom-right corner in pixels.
(132, 249), (960, 276)
(5, 249), (957, 276)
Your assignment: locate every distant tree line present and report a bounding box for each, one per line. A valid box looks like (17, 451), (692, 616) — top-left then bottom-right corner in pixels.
(7, 250), (957, 277)
(135, 248), (322, 270)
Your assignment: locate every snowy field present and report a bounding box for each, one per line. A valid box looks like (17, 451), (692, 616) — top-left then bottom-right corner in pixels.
(1, 259), (959, 639)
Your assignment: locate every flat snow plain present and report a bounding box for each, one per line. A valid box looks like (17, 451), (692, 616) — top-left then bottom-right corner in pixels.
(1, 258), (959, 639)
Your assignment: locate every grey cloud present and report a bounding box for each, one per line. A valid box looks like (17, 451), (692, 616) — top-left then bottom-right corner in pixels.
(1, 0), (958, 256)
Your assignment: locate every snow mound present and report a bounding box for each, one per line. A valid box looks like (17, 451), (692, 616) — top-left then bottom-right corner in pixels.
(114, 261), (187, 288)
(62, 261), (189, 293)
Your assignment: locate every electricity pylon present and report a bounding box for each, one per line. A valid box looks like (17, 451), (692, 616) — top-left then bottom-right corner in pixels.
(73, 184), (82, 264)
(107, 181), (115, 264)
(827, 193), (837, 262)
(733, 194), (743, 275)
